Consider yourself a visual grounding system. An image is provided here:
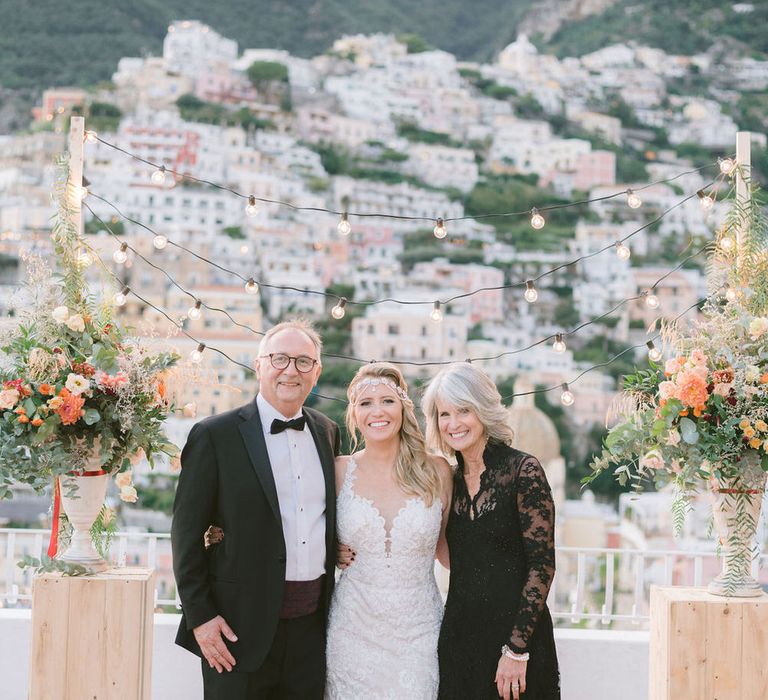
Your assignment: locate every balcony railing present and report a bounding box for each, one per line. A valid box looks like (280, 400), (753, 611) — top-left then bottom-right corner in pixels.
(1, 528), (765, 628)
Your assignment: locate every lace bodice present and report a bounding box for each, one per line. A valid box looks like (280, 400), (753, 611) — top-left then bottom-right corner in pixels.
(326, 457), (443, 699)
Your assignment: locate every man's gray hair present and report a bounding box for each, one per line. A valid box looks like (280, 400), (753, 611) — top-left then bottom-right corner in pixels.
(257, 318), (323, 361)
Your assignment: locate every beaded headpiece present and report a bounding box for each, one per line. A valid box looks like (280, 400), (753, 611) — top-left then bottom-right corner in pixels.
(350, 376), (409, 403)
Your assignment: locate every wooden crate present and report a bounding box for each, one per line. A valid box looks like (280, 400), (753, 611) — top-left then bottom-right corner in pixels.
(649, 586), (768, 700)
(29, 567), (155, 700)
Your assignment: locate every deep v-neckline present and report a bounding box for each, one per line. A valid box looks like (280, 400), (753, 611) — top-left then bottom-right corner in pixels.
(345, 457), (420, 555)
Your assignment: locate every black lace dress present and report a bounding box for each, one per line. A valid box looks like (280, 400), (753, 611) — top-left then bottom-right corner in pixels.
(438, 440), (560, 699)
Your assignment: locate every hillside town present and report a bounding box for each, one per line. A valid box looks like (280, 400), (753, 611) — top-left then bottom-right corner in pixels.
(0, 19), (766, 605)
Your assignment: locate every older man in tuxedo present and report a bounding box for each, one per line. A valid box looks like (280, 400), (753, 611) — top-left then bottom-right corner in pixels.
(172, 319), (340, 699)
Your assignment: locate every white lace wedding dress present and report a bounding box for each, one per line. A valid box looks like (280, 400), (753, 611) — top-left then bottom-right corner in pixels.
(326, 457), (443, 699)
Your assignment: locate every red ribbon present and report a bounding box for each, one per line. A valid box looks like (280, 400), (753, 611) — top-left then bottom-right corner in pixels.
(47, 470), (109, 559)
(715, 488), (762, 494)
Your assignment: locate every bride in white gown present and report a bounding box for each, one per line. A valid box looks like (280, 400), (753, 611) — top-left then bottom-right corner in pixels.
(325, 363), (452, 700)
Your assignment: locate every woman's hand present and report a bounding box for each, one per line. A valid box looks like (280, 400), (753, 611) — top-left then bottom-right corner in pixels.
(495, 654), (527, 700)
(204, 525), (224, 548)
(336, 542), (356, 569)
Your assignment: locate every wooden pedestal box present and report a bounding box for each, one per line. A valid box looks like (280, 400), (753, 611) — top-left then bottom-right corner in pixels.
(29, 567), (155, 700)
(649, 586), (768, 700)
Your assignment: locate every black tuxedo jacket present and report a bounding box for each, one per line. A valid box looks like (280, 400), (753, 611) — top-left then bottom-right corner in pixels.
(171, 397), (341, 672)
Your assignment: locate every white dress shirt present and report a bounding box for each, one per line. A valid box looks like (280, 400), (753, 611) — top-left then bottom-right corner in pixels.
(256, 394), (327, 581)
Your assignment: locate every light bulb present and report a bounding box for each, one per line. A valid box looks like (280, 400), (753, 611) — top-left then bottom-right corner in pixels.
(114, 287), (129, 307)
(524, 280), (538, 303)
(430, 301), (443, 323)
(645, 292), (659, 309)
(79, 186), (89, 201)
(112, 243), (128, 265)
(697, 190), (714, 210)
(553, 334), (566, 353)
(530, 208), (545, 230)
(337, 212), (351, 236)
(84, 130), (98, 144)
(719, 157), (736, 175)
(331, 297), (347, 319)
(151, 166), (167, 185)
(245, 195), (258, 217)
(725, 286), (738, 303)
(188, 300), (202, 320)
(190, 343), (205, 364)
(244, 278), (259, 295)
(647, 341), (662, 362)
(615, 242), (631, 260)
(626, 189), (642, 209)
(560, 383), (575, 406)
(240, 244), (250, 255)
(433, 217), (447, 239)
(719, 236), (734, 252)
(153, 234), (168, 250)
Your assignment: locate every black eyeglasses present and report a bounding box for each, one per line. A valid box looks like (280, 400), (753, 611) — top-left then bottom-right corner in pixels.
(260, 353), (318, 373)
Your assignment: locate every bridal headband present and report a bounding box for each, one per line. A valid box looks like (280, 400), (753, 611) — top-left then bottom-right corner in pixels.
(350, 376), (410, 403)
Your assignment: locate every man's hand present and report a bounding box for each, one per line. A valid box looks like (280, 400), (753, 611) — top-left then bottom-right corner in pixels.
(193, 615), (238, 673)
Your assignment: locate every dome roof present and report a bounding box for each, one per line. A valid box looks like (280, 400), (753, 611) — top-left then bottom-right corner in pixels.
(506, 378), (561, 464)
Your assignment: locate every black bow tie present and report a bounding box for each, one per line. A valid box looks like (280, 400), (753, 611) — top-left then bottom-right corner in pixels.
(270, 416), (306, 434)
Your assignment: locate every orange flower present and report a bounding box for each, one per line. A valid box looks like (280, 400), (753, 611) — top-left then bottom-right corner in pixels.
(31, 417), (43, 427)
(693, 407), (703, 418)
(761, 373), (768, 384)
(675, 369), (709, 410)
(749, 437), (762, 449)
(17, 415), (30, 424)
(54, 388), (85, 426)
(14, 406), (26, 415)
(38, 383), (55, 396)
(679, 409), (689, 417)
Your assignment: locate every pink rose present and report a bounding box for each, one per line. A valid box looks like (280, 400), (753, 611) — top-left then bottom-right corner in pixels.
(640, 451), (664, 471)
(689, 349), (707, 367)
(659, 381), (678, 401)
(0, 388), (20, 410)
(664, 357), (686, 376)
(713, 382), (733, 397)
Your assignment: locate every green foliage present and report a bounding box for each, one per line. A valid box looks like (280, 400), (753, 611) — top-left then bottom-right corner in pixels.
(396, 122), (462, 147)
(396, 33), (431, 54)
(246, 61), (289, 84)
(222, 226), (245, 240)
(84, 217), (124, 236)
(176, 95), (275, 130)
(573, 336), (637, 381)
(17, 554), (89, 576)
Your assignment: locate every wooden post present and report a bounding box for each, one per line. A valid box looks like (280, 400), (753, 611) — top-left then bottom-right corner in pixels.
(68, 115), (85, 239)
(735, 131), (751, 271)
(29, 567), (155, 700)
(649, 586), (768, 700)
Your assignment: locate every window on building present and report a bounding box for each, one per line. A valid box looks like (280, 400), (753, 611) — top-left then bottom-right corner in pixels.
(388, 324), (399, 335)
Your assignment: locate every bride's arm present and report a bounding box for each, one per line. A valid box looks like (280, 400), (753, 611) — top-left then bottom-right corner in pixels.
(432, 456), (453, 570)
(335, 456), (355, 570)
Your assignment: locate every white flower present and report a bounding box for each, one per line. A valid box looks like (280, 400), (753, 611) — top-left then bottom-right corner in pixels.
(119, 485), (138, 503)
(52, 306), (69, 323)
(65, 314), (85, 333)
(745, 365), (761, 383)
(65, 373), (90, 395)
(666, 429), (681, 446)
(0, 388), (20, 410)
(749, 317), (768, 341)
(182, 402), (197, 418)
(115, 470), (132, 488)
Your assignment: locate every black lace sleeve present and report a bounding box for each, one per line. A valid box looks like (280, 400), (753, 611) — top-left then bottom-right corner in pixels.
(508, 455), (556, 653)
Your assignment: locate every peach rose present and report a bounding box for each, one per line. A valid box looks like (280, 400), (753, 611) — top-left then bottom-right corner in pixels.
(115, 471), (133, 489)
(675, 369), (709, 409)
(0, 388), (20, 410)
(119, 485), (138, 503)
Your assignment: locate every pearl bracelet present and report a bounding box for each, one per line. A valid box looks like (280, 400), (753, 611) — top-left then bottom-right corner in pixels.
(501, 644), (530, 662)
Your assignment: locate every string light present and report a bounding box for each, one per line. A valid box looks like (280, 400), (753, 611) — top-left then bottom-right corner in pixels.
(151, 165), (167, 185)
(530, 208), (545, 230)
(114, 286), (129, 306)
(331, 297), (347, 319)
(646, 340), (662, 362)
(187, 300), (203, 320)
(430, 300), (443, 322)
(615, 241), (631, 260)
(189, 343), (205, 364)
(153, 233), (168, 250)
(433, 217), (447, 239)
(112, 242), (128, 265)
(626, 189), (642, 209)
(719, 236), (734, 252)
(560, 383), (575, 406)
(84, 130), (98, 144)
(719, 157), (736, 175)
(645, 291), (660, 309)
(552, 333), (567, 353)
(697, 190), (714, 210)
(524, 280), (538, 303)
(244, 278), (259, 295)
(337, 212), (351, 236)
(245, 195), (258, 217)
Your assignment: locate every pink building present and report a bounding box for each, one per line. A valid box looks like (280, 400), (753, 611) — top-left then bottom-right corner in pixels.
(573, 150), (616, 191)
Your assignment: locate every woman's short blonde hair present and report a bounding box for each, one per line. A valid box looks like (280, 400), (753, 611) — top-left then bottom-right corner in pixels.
(346, 362), (441, 505)
(421, 362), (515, 457)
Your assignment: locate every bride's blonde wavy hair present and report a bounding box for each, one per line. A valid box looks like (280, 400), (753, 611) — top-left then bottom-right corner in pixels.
(346, 363), (441, 506)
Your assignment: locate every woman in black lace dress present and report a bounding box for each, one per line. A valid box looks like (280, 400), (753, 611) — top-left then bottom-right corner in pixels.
(422, 363), (560, 700)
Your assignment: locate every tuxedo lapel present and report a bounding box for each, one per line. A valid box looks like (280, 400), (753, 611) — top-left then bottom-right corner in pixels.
(304, 409), (337, 525)
(238, 401), (281, 523)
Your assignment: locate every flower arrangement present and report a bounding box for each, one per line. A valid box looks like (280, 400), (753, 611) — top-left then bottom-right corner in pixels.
(586, 184), (768, 526)
(0, 159), (180, 507)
